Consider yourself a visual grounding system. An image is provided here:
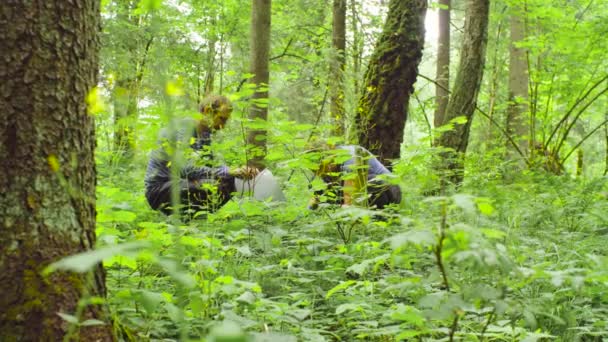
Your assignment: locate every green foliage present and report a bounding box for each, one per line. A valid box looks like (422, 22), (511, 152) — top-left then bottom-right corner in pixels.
(78, 0), (608, 340)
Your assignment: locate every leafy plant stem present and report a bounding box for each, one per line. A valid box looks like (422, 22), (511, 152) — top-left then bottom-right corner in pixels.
(434, 199), (450, 292)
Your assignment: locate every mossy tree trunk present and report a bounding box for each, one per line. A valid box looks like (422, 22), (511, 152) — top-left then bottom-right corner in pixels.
(0, 1), (113, 340)
(247, 0), (271, 168)
(435, 0), (490, 186)
(355, 0), (427, 165)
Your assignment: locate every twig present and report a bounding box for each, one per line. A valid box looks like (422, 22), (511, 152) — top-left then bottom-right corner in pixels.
(434, 199), (450, 292)
(448, 313), (460, 342)
(479, 308), (495, 341)
(418, 73), (528, 161)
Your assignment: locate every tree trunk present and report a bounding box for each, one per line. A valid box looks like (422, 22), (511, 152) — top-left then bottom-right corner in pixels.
(434, 0), (451, 129)
(605, 113), (608, 176)
(505, 5), (529, 164)
(204, 17), (218, 95)
(113, 77), (138, 156)
(110, 4), (153, 160)
(330, 0), (347, 136)
(355, 0), (427, 165)
(351, 0), (362, 100)
(0, 1), (113, 341)
(247, 0), (271, 169)
(435, 0), (490, 185)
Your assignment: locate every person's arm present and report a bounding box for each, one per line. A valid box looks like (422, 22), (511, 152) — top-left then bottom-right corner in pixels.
(229, 166), (259, 179)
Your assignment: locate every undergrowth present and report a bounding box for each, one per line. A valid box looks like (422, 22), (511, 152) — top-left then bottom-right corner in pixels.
(92, 150), (608, 341)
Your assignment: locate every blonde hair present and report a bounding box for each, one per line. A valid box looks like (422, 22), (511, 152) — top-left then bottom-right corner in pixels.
(198, 94), (233, 115)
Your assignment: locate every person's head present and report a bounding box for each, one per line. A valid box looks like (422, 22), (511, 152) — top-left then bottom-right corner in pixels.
(303, 139), (342, 177)
(198, 94), (233, 131)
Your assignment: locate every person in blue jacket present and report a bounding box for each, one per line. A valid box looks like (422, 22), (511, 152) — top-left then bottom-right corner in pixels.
(307, 143), (401, 210)
(145, 94), (257, 217)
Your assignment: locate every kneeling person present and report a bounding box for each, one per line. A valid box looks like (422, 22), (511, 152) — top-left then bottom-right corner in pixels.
(307, 144), (401, 210)
(145, 94), (257, 217)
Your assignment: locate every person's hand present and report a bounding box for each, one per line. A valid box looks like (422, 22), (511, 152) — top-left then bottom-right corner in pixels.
(231, 166), (259, 180)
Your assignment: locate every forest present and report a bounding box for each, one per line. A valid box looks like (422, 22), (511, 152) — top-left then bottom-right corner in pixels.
(1, 0), (608, 341)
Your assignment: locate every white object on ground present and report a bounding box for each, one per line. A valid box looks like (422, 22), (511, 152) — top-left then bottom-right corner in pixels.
(234, 168), (286, 201)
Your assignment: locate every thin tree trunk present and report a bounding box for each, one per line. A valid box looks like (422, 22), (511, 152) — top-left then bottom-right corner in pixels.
(347, 0), (363, 143)
(485, 5), (507, 146)
(604, 112), (608, 176)
(505, 5), (529, 165)
(434, 0), (451, 129)
(435, 0), (490, 186)
(0, 1), (113, 340)
(330, 0), (347, 136)
(351, 0), (362, 98)
(355, 0), (427, 165)
(112, 4), (148, 159)
(247, 0), (271, 168)
(204, 18), (218, 95)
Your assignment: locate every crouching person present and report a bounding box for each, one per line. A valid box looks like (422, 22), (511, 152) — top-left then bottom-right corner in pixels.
(145, 94), (257, 218)
(307, 144), (401, 210)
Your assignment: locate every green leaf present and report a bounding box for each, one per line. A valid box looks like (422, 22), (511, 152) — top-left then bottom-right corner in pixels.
(336, 303), (360, 315)
(326, 280), (357, 299)
(166, 303), (182, 323)
(287, 309), (311, 321)
(208, 320), (247, 342)
(236, 291), (256, 305)
(80, 319), (106, 327)
(389, 304), (425, 327)
(97, 210), (137, 223)
(480, 228), (506, 240)
(452, 194), (476, 213)
(390, 230), (436, 248)
(57, 312), (79, 324)
(45, 241), (147, 274)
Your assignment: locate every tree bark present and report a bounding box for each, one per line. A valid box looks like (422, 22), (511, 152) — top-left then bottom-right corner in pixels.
(505, 5), (529, 164)
(330, 0), (347, 136)
(247, 0), (271, 168)
(435, 0), (490, 185)
(0, 1), (113, 340)
(204, 17), (218, 95)
(355, 0), (427, 165)
(434, 0), (451, 129)
(110, 2), (148, 159)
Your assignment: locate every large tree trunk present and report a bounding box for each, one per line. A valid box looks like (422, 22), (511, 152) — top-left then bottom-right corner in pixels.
(247, 0), (271, 168)
(330, 0), (347, 136)
(0, 1), (113, 341)
(505, 5), (529, 164)
(435, 0), (490, 185)
(434, 0), (451, 129)
(355, 0), (427, 165)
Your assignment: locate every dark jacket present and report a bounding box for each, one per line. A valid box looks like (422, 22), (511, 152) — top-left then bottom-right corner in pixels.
(144, 119), (235, 216)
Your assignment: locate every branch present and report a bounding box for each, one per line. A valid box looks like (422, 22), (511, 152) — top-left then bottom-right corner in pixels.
(448, 313), (460, 342)
(479, 308), (495, 340)
(269, 37), (310, 62)
(554, 84), (608, 156)
(561, 115), (608, 164)
(546, 74), (608, 146)
(412, 92), (433, 146)
(418, 73), (528, 161)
